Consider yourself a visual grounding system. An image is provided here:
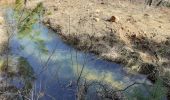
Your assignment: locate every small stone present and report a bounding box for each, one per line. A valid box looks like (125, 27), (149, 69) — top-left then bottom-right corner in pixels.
(132, 65), (139, 71)
(93, 18), (100, 22)
(101, 2), (105, 4)
(46, 24), (50, 27)
(107, 16), (117, 22)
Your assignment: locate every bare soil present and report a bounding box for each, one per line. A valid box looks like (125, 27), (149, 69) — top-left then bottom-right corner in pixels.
(0, 8), (7, 53)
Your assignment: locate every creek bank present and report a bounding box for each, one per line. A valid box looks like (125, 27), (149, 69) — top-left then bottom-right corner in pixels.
(25, 0), (170, 98)
(44, 14), (170, 99)
(37, 0), (170, 81)
(43, 18), (158, 79)
(0, 5), (35, 99)
(36, 0), (170, 97)
(0, 10), (19, 99)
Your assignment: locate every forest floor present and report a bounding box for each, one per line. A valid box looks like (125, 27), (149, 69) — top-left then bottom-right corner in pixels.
(27, 0), (170, 80)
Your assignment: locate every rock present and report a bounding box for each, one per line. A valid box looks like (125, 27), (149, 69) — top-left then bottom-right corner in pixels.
(43, 18), (51, 26)
(93, 17), (100, 22)
(107, 16), (118, 22)
(101, 2), (104, 4)
(132, 65), (140, 71)
(46, 23), (50, 27)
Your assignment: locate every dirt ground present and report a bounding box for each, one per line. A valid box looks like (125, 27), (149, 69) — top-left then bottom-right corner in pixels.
(27, 0), (170, 82)
(0, 9), (7, 53)
(0, 0), (15, 53)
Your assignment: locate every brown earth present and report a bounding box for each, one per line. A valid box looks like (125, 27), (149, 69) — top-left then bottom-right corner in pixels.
(0, 7), (7, 53)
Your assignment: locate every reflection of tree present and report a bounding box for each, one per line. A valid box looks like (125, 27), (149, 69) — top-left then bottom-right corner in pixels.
(14, 0), (48, 54)
(0, 1), (45, 99)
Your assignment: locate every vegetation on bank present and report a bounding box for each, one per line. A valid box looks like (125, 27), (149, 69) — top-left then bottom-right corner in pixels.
(0, 0), (44, 99)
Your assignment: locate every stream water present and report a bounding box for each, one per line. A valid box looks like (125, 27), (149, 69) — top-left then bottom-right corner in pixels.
(6, 8), (148, 100)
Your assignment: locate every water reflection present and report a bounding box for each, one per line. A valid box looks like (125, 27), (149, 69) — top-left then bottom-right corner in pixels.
(7, 9), (148, 99)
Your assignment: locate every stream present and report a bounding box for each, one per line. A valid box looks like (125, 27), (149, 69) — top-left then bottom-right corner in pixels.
(6, 8), (148, 100)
